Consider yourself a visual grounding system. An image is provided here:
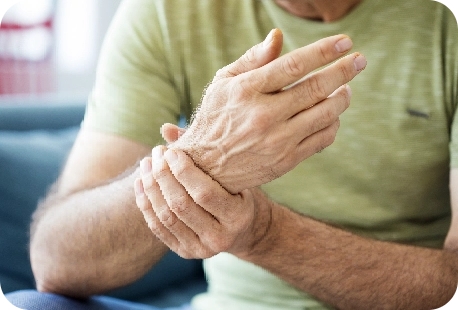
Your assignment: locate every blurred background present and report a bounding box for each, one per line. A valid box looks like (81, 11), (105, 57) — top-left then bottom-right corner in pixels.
(0, 0), (122, 104)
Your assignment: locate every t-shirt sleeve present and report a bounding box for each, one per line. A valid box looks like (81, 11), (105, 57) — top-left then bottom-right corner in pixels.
(451, 103), (458, 168)
(448, 10), (458, 168)
(82, 0), (181, 147)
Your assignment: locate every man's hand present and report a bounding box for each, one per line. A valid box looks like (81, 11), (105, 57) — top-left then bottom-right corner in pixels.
(170, 29), (366, 194)
(136, 146), (272, 259)
(136, 147), (458, 310)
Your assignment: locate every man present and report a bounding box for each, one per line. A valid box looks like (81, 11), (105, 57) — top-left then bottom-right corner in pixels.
(8, 0), (458, 309)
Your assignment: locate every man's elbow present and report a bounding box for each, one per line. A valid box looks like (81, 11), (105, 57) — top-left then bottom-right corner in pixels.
(30, 239), (92, 299)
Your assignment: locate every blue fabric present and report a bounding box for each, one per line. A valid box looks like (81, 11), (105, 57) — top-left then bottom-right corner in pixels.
(6, 290), (192, 310)
(0, 127), (79, 293)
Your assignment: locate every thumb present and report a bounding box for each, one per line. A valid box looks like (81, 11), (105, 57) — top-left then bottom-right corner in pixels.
(213, 28), (283, 81)
(160, 123), (186, 144)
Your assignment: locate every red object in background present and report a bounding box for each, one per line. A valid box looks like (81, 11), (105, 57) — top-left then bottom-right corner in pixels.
(0, 18), (52, 30)
(0, 1), (55, 97)
(0, 58), (55, 96)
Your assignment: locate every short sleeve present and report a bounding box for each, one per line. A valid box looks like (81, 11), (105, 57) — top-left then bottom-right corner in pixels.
(447, 10), (458, 168)
(451, 106), (458, 167)
(83, 0), (181, 147)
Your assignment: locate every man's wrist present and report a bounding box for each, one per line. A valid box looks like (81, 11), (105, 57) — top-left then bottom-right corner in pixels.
(234, 188), (280, 259)
(170, 137), (240, 192)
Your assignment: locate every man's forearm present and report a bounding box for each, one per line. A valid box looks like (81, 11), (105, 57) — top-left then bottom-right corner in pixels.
(30, 167), (167, 298)
(240, 203), (458, 310)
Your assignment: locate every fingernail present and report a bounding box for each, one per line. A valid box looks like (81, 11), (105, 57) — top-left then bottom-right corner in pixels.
(152, 146), (164, 161)
(335, 37), (352, 53)
(354, 55), (367, 71)
(140, 158), (152, 174)
(164, 149), (178, 165)
(134, 178), (144, 196)
(152, 146), (166, 172)
(263, 29), (275, 48)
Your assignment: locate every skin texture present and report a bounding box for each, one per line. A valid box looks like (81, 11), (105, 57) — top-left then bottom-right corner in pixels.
(172, 30), (365, 194)
(30, 131), (169, 297)
(30, 1), (458, 308)
(30, 28), (362, 297)
(137, 147), (458, 310)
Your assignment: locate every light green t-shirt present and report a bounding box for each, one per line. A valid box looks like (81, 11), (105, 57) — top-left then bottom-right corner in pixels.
(84, 0), (458, 309)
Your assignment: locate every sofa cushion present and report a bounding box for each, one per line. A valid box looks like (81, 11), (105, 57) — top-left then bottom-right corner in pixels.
(0, 127), (79, 293)
(0, 125), (204, 302)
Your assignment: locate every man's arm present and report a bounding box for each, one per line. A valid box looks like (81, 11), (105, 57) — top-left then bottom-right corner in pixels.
(30, 129), (168, 298)
(30, 30), (359, 298)
(138, 149), (458, 310)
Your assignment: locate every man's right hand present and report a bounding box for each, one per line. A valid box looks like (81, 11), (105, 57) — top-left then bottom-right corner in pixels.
(170, 29), (367, 194)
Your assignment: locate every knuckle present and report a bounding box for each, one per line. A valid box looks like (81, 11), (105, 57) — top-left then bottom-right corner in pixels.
(338, 63), (353, 83)
(231, 78), (257, 101)
(320, 106), (338, 125)
(169, 194), (190, 214)
(157, 208), (175, 227)
(305, 76), (327, 102)
(250, 108), (273, 132)
(316, 44), (330, 62)
(282, 55), (304, 79)
(193, 187), (213, 206)
(339, 87), (351, 110)
(147, 217), (161, 233)
(152, 164), (168, 181)
(322, 126), (339, 148)
(242, 46), (258, 69)
(171, 157), (192, 180)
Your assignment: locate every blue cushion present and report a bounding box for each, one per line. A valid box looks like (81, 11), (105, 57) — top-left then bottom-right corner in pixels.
(0, 125), (204, 301)
(0, 127), (78, 293)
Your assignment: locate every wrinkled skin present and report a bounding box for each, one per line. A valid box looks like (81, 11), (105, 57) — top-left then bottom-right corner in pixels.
(170, 29), (365, 193)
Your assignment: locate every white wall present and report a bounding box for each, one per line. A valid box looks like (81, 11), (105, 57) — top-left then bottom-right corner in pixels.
(54, 0), (122, 98)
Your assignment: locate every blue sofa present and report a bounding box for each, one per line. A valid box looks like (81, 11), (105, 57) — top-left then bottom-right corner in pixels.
(0, 102), (206, 307)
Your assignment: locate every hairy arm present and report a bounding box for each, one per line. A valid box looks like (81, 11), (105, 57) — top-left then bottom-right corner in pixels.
(30, 129), (168, 298)
(241, 200), (458, 309)
(139, 149), (458, 310)
(236, 168), (458, 309)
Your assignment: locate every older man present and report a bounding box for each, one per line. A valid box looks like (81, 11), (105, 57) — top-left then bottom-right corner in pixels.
(9, 0), (458, 309)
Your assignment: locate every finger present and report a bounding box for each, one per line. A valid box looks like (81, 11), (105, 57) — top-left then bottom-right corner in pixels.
(152, 146), (220, 240)
(139, 156), (182, 246)
(134, 177), (155, 220)
(150, 147), (196, 239)
(164, 148), (242, 222)
(213, 28), (283, 81)
(296, 119), (341, 160)
(275, 53), (365, 116)
(134, 176), (180, 250)
(287, 84), (351, 141)
(164, 148), (250, 254)
(151, 147), (217, 258)
(160, 123), (186, 144)
(248, 34), (356, 93)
